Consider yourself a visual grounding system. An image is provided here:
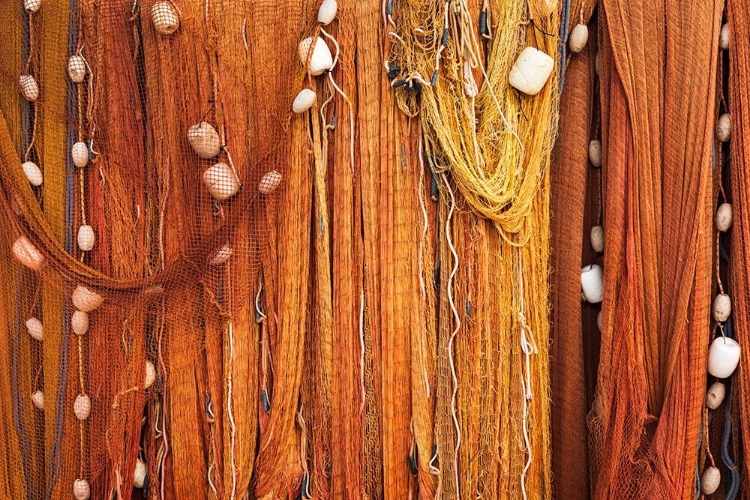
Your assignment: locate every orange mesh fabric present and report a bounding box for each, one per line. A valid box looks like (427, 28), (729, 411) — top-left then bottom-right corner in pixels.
(0, 1), (563, 499)
(587, 0), (722, 498)
(4, 0), (737, 498)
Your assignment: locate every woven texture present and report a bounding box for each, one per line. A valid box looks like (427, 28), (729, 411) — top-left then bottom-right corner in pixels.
(586, 0), (722, 498)
(0, 0), (562, 499)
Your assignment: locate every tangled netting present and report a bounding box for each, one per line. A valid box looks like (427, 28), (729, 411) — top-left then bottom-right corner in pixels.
(0, 0), (309, 498)
(550, 0), (747, 499)
(0, 0), (565, 498)
(5, 0), (749, 498)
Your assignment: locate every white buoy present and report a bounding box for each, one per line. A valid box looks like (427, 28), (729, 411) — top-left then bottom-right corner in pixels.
(77, 225), (95, 252)
(203, 163), (240, 201)
(715, 203), (733, 232)
(292, 89), (316, 114)
(72, 286), (104, 313)
(317, 0), (337, 25)
(706, 381), (726, 410)
(68, 55), (87, 83)
(31, 390), (44, 410)
(71, 310), (89, 336)
(720, 23), (730, 50)
(19, 74), (39, 102)
(298, 37), (334, 76)
(151, 1), (179, 35)
(717, 113), (731, 142)
(508, 47), (554, 96)
(581, 264), (603, 304)
(22, 161), (43, 187)
(24, 0), (41, 13)
(72, 142), (89, 168)
(588, 140), (602, 167)
(701, 466), (721, 495)
(145, 361), (156, 389)
(209, 245), (233, 266)
(26, 317), (43, 341)
(73, 479), (90, 500)
(713, 293), (732, 322)
(187, 122), (221, 159)
(73, 394), (91, 421)
(590, 225), (604, 253)
(708, 336), (741, 379)
(134, 458), (147, 488)
(568, 24), (589, 53)
(12, 236), (44, 271)
(259, 171), (282, 194)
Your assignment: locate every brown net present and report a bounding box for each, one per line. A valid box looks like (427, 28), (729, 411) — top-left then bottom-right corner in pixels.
(549, 5), (597, 498)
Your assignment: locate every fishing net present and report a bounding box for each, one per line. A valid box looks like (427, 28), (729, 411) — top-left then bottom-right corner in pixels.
(728, 0), (750, 496)
(386, 0), (559, 498)
(0, 0), (565, 499)
(4, 0), (746, 498)
(549, 5), (598, 498)
(578, 0), (727, 498)
(0, 0), (312, 498)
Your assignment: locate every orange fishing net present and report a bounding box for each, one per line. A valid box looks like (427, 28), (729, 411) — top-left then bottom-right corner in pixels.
(0, 0), (563, 499)
(1, 0), (745, 499)
(728, 0), (750, 496)
(0, 0), (308, 498)
(551, 0), (729, 498)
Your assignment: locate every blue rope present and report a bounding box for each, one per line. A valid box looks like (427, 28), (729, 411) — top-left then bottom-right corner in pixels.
(695, 415), (702, 498)
(46, 3), (79, 498)
(717, 229), (739, 498)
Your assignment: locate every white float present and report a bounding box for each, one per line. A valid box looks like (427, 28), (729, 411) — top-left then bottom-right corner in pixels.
(26, 318), (43, 341)
(19, 74), (39, 101)
(292, 89), (316, 113)
(715, 203), (733, 232)
(151, 1), (179, 35)
(298, 37), (334, 76)
(72, 286), (104, 313)
(22, 161), (43, 186)
(317, 0), (338, 25)
(12, 236), (44, 270)
(707, 336), (741, 378)
(187, 122), (221, 159)
(203, 162), (240, 201)
(581, 264), (603, 304)
(569, 24), (589, 53)
(68, 55), (87, 83)
(706, 381), (726, 410)
(508, 47), (554, 96)
(71, 310), (89, 336)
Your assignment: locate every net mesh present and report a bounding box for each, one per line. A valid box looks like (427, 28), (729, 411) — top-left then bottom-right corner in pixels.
(0, 0), (563, 499)
(584, 0), (725, 498)
(0, 0), (306, 498)
(2, 0), (738, 498)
